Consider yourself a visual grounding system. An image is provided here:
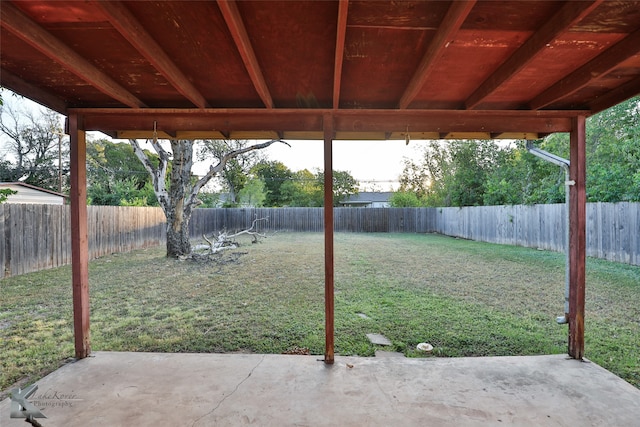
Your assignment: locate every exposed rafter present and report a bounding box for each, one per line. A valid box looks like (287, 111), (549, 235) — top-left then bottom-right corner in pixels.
(530, 28), (640, 110)
(465, 0), (603, 110)
(95, 1), (209, 109)
(332, 0), (349, 109)
(0, 68), (68, 114)
(217, 0), (274, 109)
(0, 1), (146, 109)
(588, 76), (640, 113)
(398, 0), (476, 109)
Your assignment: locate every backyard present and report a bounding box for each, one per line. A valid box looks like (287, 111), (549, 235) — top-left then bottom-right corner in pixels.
(1, 232), (639, 398)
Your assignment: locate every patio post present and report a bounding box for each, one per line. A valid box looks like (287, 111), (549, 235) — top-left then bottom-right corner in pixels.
(323, 112), (335, 364)
(568, 115), (586, 359)
(69, 113), (91, 359)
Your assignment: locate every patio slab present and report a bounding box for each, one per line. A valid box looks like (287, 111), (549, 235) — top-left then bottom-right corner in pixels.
(1, 352), (639, 426)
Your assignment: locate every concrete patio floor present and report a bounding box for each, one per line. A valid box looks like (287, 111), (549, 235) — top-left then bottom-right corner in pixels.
(2, 352), (639, 426)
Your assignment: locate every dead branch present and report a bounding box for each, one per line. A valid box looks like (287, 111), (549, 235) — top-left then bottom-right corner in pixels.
(195, 216), (269, 254)
(224, 216), (269, 243)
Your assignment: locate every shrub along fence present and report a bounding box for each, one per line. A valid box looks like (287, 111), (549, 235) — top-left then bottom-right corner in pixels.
(1, 202), (638, 278)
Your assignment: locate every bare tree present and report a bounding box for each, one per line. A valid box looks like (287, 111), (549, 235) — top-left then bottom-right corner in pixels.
(129, 138), (283, 258)
(0, 101), (68, 191)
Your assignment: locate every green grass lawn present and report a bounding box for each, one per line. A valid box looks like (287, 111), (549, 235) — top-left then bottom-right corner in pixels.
(1, 232), (639, 398)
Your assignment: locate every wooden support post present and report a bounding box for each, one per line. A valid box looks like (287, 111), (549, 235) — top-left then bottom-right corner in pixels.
(568, 115), (586, 359)
(69, 114), (91, 359)
(323, 113), (335, 364)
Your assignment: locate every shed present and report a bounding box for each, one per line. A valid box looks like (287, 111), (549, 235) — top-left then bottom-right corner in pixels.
(0, 182), (66, 205)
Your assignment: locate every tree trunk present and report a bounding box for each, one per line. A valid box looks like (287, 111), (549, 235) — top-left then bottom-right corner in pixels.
(165, 140), (194, 258)
(130, 137), (283, 258)
(166, 209), (192, 257)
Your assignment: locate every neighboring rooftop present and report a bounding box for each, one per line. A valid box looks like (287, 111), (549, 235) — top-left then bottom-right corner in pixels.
(0, 182), (66, 205)
(340, 191), (393, 207)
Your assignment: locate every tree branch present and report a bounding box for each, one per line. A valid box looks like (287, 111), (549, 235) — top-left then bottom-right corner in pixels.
(187, 139), (287, 208)
(198, 216), (269, 254)
(129, 138), (169, 211)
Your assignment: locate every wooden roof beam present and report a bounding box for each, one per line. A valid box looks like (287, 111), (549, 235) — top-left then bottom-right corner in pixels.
(465, 0), (603, 110)
(332, 0), (349, 110)
(399, 0), (476, 109)
(95, 1), (209, 109)
(217, 0), (274, 109)
(0, 68), (68, 114)
(530, 28), (640, 110)
(0, 2), (146, 109)
(70, 108), (582, 135)
(588, 76), (640, 113)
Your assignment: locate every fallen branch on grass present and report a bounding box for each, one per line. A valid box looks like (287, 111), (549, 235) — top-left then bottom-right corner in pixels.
(195, 216), (269, 254)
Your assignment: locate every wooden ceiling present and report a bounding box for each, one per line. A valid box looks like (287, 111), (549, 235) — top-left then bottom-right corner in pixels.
(2, 0), (640, 140)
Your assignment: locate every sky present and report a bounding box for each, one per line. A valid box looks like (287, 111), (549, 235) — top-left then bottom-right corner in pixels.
(1, 89), (425, 191)
(245, 138), (423, 191)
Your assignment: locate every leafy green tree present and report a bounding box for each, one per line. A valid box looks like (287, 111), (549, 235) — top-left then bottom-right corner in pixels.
(238, 177), (266, 207)
(447, 140), (499, 207)
(399, 140), (454, 206)
(280, 169), (322, 207)
(198, 140), (268, 205)
(389, 191), (424, 207)
(585, 96), (640, 202)
(87, 179), (157, 206)
(253, 160), (294, 206)
(196, 192), (220, 208)
(521, 96), (640, 204)
(400, 140), (501, 207)
(0, 188), (17, 203)
(483, 148), (524, 206)
(316, 170), (359, 207)
(86, 139), (159, 206)
(523, 134), (569, 204)
(0, 159), (21, 182)
(482, 144), (566, 206)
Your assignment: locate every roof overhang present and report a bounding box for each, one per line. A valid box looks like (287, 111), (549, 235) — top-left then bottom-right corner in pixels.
(2, 1), (640, 140)
(69, 107), (588, 141)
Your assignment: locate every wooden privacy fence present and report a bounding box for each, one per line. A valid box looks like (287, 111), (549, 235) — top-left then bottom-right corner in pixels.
(192, 203), (639, 266)
(1, 202), (638, 278)
(431, 202), (639, 266)
(0, 204), (166, 278)
(190, 207), (437, 234)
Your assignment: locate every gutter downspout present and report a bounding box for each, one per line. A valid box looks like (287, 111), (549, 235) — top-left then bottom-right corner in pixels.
(525, 141), (573, 325)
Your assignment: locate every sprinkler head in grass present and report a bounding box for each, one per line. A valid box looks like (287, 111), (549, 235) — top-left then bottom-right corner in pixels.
(416, 342), (433, 352)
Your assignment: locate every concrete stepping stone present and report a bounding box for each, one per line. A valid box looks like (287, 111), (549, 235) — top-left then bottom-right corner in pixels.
(366, 333), (392, 346)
